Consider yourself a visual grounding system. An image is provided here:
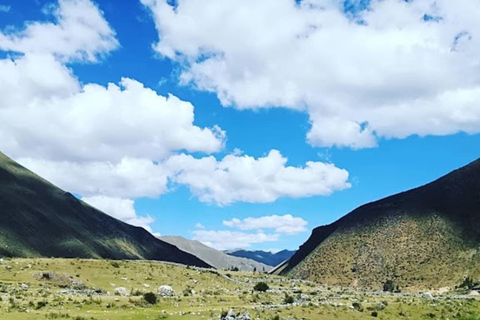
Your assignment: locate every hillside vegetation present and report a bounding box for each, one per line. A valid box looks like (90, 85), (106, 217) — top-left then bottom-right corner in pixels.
(1, 258), (478, 320)
(0, 152), (209, 267)
(279, 158), (480, 290)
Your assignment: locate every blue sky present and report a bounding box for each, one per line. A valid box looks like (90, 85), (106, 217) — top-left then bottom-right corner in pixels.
(1, 0), (479, 251)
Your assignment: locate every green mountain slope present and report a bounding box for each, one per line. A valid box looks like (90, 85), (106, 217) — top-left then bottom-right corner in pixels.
(279, 159), (480, 290)
(0, 152), (210, 267)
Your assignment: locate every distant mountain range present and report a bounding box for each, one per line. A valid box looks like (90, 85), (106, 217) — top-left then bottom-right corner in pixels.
(160, 236), (272, 272)
(225, 249), (296, 267)
(275, 158), (480, 290)
(0, 152), (210, 268)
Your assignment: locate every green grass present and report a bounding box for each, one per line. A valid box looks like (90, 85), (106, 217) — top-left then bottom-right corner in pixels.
(0, 258), (479, 320)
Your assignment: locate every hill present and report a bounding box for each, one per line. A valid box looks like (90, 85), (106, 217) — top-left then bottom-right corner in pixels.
(160, 236), (272, 272)
(278, 158), (480, 290)
(225, 249), (296, 267)
(0, 152), (210, 267)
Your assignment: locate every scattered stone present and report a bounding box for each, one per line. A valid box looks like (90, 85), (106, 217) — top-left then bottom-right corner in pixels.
(114, 287), (130, 296)
(221, 309), (251, 320)
(422, 292), (433, 300)
(158, 285), (175, 297)
(143, 284), (150, 288)
(20, 283), (29, 291)
(468, 290), (479, 296)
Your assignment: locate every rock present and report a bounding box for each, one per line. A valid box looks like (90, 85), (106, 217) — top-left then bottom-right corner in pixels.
(237, 312), (251, 320)
(422, 292), (433, 300)
(469, 290), (480, 296)
(158, 285), (175, 297)
(20, 283), (29, 291)
(114, 287), (130, 296)
(221, 309), (251, 320)
(143, 284), (150, 288)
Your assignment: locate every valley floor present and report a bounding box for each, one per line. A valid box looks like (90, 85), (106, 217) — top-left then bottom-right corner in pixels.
(0, 258), (478, 320)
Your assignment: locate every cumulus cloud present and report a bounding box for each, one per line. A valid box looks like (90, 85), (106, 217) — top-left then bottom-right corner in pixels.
(0, 0), (351, 230)
(166, 150), (350, 205)
(82, 196), (160, 236)
(0, 0), (118, 62)
(142, 0), (480, 148)
(192, 230), (279, 250)
(18, 157), (169, 198)
(223, 214), (308, 235)
(1, 73), (225, 163)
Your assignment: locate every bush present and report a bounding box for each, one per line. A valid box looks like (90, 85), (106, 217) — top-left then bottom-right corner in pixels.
(371, 311), (378, 317)
(352, 302), (363, 312)
(284, 295), (294, 304)
(110, 261), (120, 268)
(253, 282), (269, 292)
(143, 292), (157, 305)
(460, 276), (475, 289)
(383, 280), (395, 292)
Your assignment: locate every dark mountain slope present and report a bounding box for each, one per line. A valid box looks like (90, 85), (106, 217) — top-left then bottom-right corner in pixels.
(225, 249), (296, 267)
(0, 152), (210, 268)
(279, 159), (480, 289)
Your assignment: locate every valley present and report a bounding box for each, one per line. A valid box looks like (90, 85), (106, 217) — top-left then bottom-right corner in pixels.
(0, 258), (479, 320)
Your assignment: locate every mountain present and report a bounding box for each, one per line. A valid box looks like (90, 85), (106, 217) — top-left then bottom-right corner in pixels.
(225, 249), (296, 267)
(277, 159), (480, 290)
(160, 236), (272, 272)
(0, 152), (210, 268)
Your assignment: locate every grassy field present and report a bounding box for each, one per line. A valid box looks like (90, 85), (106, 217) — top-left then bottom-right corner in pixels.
(0, 258), (479, 320)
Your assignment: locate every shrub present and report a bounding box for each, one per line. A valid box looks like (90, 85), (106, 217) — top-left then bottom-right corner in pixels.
(352, 302), (363, 312)
(284, 295), (294, 304)
(383, 280), (395, 292)
(143, 292), (157, 305)
(110, 261), (120, 268)
(35, 300), (48, 310)
(460, 276), (475, 289)
(253, 282), (269, 292)
(371, 311), (378, 317)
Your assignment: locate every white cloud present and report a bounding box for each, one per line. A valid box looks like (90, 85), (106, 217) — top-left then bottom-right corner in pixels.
(0, 0), (351, 210)
(166, 150), (350, 205)
(192, 230), (279, 250)
(82, 195), (160, 236)
(18, 157), (169, 198)
(223, 214), (308, 235)
(195, 223), (205, 229)
(0, 5), (11, 13)
(142, 0), (480, 149)
(0, 0), (118, 62)
(0, 1), (225, 202)
(1, 72), (225, 163)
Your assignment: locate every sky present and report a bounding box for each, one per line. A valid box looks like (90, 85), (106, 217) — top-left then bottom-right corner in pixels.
(0, 0), (479, 252)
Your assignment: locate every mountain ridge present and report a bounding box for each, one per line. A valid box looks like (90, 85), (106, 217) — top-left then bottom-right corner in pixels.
(160, 236), (272, 271)
(278, 158), (480, 289)
(225, 249), (296, 267)
(0, 151), (211, 268)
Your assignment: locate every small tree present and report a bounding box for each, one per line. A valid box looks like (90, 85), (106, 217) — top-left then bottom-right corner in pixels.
(143, 292), (157, 305)
(253, 282), (269, 292)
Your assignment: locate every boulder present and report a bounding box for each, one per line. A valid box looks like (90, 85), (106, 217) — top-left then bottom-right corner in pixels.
(221, 309), (251, 320)
(421, 292), (433, 300)
(158, 285), (175, 297)
(114, 287), (130, 296)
